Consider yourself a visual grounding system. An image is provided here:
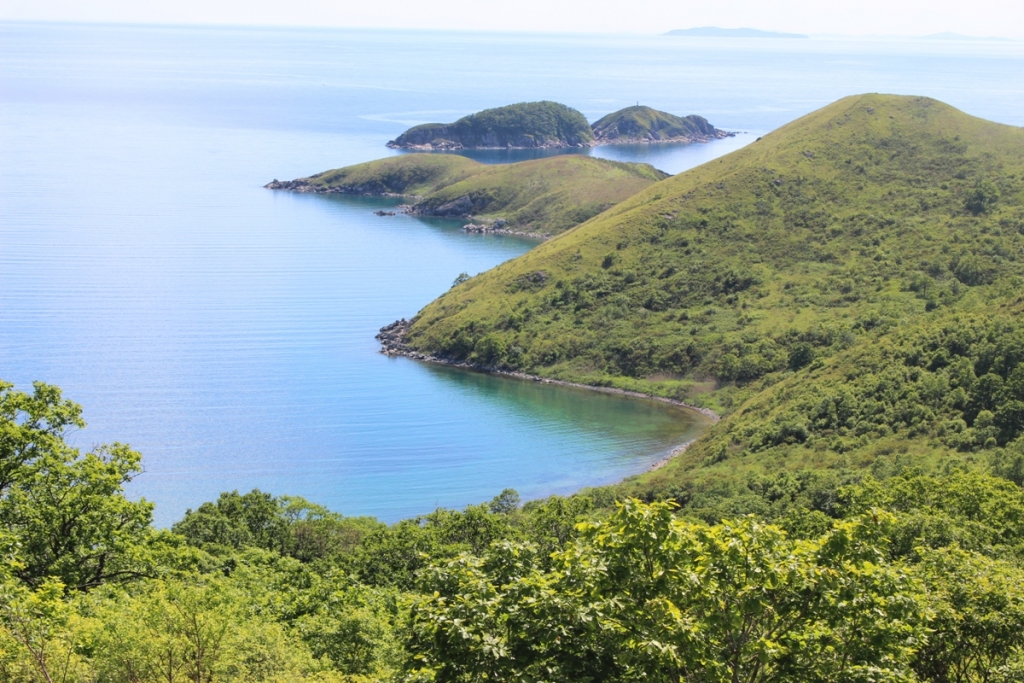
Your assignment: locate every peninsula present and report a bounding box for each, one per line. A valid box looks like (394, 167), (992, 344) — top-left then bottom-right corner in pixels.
(386, 101), (731, 150)
(266, 154), (667, 237)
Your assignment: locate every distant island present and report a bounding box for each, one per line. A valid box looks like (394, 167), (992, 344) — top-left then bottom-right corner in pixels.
(387, 102), (732, 151)
(921, 32), (1012, 41)
(665, 27), (809, 39)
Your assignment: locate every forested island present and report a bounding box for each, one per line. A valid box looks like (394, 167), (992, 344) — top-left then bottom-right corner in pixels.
(5, 93), (1024, 682)
(385, 101), (731, 150)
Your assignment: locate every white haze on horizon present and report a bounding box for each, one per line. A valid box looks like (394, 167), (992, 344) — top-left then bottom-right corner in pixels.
(0, 0), (1022, 40)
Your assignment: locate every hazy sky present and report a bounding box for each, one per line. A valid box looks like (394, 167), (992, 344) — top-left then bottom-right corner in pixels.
(1, 0), (1021, 38)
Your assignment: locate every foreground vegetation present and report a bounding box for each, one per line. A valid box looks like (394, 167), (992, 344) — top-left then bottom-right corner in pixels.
(3, 379), (1024, 682)
(270, 155), (667, 236)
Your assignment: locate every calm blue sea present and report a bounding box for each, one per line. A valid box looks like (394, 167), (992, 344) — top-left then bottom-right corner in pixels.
(2, 22), (1022, 525)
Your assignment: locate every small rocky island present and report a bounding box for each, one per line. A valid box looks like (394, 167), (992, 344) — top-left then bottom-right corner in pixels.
(591, 105), (732, 144)
(386, 101), (732, 150)
(386, 101), (595, 150)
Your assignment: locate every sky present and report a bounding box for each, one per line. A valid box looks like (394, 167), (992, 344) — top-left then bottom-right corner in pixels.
(0, 0), (1021, 38)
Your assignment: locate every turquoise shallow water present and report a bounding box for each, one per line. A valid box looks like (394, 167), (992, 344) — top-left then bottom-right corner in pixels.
(1, 23), (1022, 525)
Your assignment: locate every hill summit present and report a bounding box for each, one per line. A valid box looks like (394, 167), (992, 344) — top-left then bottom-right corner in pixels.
(592, 105), (730, 144)
(392, 92), (1024, 496)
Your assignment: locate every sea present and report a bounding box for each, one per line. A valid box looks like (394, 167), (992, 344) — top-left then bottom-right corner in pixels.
(1, 22), (1022, 525)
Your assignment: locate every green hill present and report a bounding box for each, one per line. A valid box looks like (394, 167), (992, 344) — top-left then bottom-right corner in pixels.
(411, 156), (667, 235)
(386, 101), (595, 150)
(398, 94), (1024, 487)
(265, 154), (479, 196)
(267, 154), (667, 237)
(591, 105), (729, 143)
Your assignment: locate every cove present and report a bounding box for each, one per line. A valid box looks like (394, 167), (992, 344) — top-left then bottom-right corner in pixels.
(4, 22), (1020, 525)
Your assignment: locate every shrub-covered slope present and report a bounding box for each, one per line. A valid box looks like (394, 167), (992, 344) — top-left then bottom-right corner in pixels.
(412, 156), (667, 235)
(386, 101), (595, 150)
(268, 154), (667, 237)
(591, 105), (727, 143)
(405, 94), (1024, 392)
(402, 94), (1024, 485)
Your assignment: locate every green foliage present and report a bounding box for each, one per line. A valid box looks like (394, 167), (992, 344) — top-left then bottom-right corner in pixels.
(404, 95), (1024, 399)
(591, 105), (720, 142)
(174, 489), (383, 563)
(388, 101), (594, 149)
(911, 547), (1024, 682)
(406, 499), (926, 683)
(0, 381), (153, 591)
(4, 381), (1024, 682)
(295, 154), (667, 236)
(304, 154), (478, 196)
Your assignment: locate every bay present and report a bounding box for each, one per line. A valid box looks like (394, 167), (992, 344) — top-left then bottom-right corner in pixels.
(1, 22), (1021, 524)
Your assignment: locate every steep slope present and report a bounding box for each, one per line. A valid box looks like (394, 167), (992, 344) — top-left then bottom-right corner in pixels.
(266, 154), (667, 237)
(402, 94), (1024, 408)
(591, 105), (730, 144)
(386, 101), (595, 150)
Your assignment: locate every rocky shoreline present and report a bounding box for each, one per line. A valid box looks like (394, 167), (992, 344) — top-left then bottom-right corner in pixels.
(264, 178), (419, 197)
(375, 319), (721, 424)
(596, 129), (736, 145)
(386, 129), (735, 151)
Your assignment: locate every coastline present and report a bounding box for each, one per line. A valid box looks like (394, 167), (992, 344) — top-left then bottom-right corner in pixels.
(385, 129), (735, 151)
(376, 319), (721, 423)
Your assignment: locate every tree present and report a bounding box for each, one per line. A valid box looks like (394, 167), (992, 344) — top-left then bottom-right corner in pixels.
(406, 499), (927, 683)
(0, 381), (153, 591)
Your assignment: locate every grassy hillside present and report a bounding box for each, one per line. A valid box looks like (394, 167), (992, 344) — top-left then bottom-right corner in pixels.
(402, 94), (1024, 484)
(271, 154), (667, 237)
(413, 155), (667, 235)
(386, 101), (595, 150)
(268, 154), (479, 196)
(591, 105), (723, 142)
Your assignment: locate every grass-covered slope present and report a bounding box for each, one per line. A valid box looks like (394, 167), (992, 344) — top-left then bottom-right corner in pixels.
(413, 156), (667, 235)
(591, 105), (726, 143)
(269, 154), (667, 237)
(403, 94), (1024, 480)
(265, 154), (479, 196)
(386, 101), (595, 150)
